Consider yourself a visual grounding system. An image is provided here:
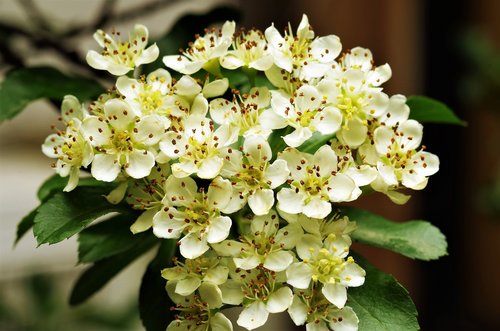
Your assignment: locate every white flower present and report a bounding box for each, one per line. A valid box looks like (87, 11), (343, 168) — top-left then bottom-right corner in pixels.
(152, 175), (233, 259)
(166, 282), (232, 331)
(220, 135), (289, 215)
(220, 28), (274, 71)
(373, 120), (439, 191)
(270, 85), (342, 147)
(277, 146), (358, 219)
(317, 68), (389, 148)
(265, 14), (342, 80)
(212, 210), (294, 272)
(115, 69), (172, 128)
(42, 95), (93, 191)
(286, 233), (365, 309)
(162, 251), (229, 297)
(340, 47), (392, 87)
(163, 21), (235, 75)
(159, 115), (237, 179)
(124, 163), (171, 234)
(86, 24), (159, 75)
(81, 98), (164, 181)
(288, 290), (359, 331)
(223, 265), (293, 330)
(210, 87), (286, 139)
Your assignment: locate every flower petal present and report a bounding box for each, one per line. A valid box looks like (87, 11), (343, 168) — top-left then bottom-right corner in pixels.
(175, 276), (201, 296)
(207, 216), (232, 244)
(286, 262), (313, 289)
(288, 296), (308, 326)
(91, 154), (120, 182)
(264, 159), (290, 188)
(248, 189), (274, 216)
(130, 208), (157, 234)
(266, 286), (293, 313)
(199, 282), (223, 308)
(126, 149), (155, 179)
(277, 188), (305, 215)
(322, 283), (347, 308)
(237, 301), (269, 330)
(263, 250), (293, 272)
(179, 233), (209, 259)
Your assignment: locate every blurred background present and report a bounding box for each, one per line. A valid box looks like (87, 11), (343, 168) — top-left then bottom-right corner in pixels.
(0, 0), (499, 330)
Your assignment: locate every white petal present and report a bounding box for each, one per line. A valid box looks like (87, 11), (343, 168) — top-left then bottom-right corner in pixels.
(204, 265), (229, 285)
(340, 263), (366, 287)
(163, 175), (197, 206)
(233, 255), (260, 270)
(248, 189), (274, 216)
(219, 279), (244, 305)
(264, 64), (287, 89)
(243, 135), (272, 163)
(296, 234), (322, 260)
(63, 167), (80, 192)
(327, 174), (357, 202)
(322, 283), (347, 308)
(266, 286), (293, 313)
(402, 171), (428, 190)
(286, 262), (313, 289)
(264, 159), (289, 188)
(415, 152), (440, 177)
(203, 78), (229, 98)
(211, 240), (247, 257)
(210, 312), (233, 331)
(276, 222), (303, 249)
(197, 157), (224, 179)
(115, 76), (138, 100)
(260, 108), (288, 130)
(313, 145), (338, 176)
(179, 233), (209, 259)
(136, 43), (160, 66)
(126, 150), (155, 179)
(172, 161), (198, 178)
(284, 127), (313, 148)
(398, 120), (423, 151)
(81, 116), (111, 146)
(302, 198), (332, 219)
(295, 85), (321, 112)
(209, 98), (234, 125)
(237, 301), (269, 330)
(152, 209), (185, 239)
(249, 54), (274, 71)
(263, 250), (293, 272)
(277, 188), (305, 215)
(328, 306), (359, 331)
(368, 63), (392, 86)
(377, 162), (398, 186)
(306, 322), (329, 331)
(207, 216), (232, 244)
(147, 68), (172, 94)
(345, 165), (378, 187)
(130, 208), (157, 234)
(315, 106), (342, 134)
(191, 93), (209, 116)
(198, 282), (223, 308)
(163, 55), (203, 75)
(220, 53), (245, 69)
(159, 132), (187, 158)
(373, 126), (393, 154)
(61, 95), (83, 123)
(91, 154), (120, 182)
(297, 14), (314, 40)
(86, 51), (131, 75)
(310, 35), (342, 63)
(288, 296), (308, 326)
(340, 119), (367, 148)
(175, 277), (201, 296)
(134, 115), (166, 145)
(104, 99), (136, 130)
(175, 75), (202, 96)
(207, 176), (232, 208)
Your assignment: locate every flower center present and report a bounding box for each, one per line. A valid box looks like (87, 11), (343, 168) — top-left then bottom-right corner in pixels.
(336, 91), (367, 128)
(137, 88), (164, 114)
(310, 248), (344, 284)
(111, 131), (133, 152)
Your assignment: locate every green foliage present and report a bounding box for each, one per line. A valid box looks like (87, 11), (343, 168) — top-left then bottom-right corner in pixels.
(297, 132), (336, 154)
(139, 240), (177, 331)
(70, 234), (158, 305)
(407, 95), (466, 126)
(0, 67), (104, 121)
(78, 213), (145, 263)
(348, 254), (419, 331)
(343, 207), (448, 261)
(33, 186), (129, 245)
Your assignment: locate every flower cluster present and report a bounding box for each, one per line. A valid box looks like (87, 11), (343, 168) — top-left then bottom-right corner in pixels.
(42, 16), (439, 331)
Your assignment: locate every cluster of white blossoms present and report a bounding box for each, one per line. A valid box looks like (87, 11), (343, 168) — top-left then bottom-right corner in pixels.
(42, 16), (439, 331)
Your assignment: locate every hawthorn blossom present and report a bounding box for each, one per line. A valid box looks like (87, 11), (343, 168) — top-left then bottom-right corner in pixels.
(220, 135), (289, 215)
(212, 210), (294, 272)
(42, 95), (93, 191)
(270, 85), (342, 147)
(265, 14), (342, 81)
(159, 115), (237, 179)
(372, 119), (440, 192)
(163, 21), (235, 75)
(286, 233), (365, 309)
(162, 251), (229, 297)
(152, 175), (233, 259)
(220, 28), (274, 71)
(288, 290), (359, 331)
(276, 146), (358, 219)
(81, 98), (164, 181)
(86, 24), (159, 75)
(210, 87), (286, 139)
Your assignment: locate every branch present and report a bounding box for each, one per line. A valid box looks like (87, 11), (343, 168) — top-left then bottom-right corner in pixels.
(18, 0), (52, 32)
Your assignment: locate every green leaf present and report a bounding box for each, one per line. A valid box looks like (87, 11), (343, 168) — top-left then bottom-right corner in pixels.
(78, 213), (144, 263)
(0, 66), (104, 121)
(33, 186), (129, 245)
(407, 95), (466, 126)
(70, 234), (158, 305)
(15, 208), (38, 245)
(139, 240), (177, 331)
(348, 254), (419, 331)
(37, 174), (112, 202)
(342, 207), (447, 261)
